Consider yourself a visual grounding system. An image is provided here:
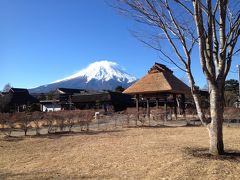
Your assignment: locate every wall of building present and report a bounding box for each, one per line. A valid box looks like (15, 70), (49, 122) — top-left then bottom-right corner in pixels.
(41, 104), (61, 112)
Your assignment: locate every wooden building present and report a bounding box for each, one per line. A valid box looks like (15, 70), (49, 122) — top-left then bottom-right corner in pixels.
(38, 88), (133, 112)
(0, 88), (39, 112)
(53, 88), (87, 110)
(123, 63), (191, 120)
(38, 88), (87, 111)
(72, 91), (133, 112)
(40, 100), (61, 112)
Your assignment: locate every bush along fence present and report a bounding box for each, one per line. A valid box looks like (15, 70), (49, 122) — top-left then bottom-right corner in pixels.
(0, 110), (95, 136)
(0, 107), (239, 137)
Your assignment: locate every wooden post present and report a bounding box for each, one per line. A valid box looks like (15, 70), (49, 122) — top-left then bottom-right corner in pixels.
(136, 94), (139, 126)
(146, 98), (150, 126)
(169, 106), (172, 120)
(69, 95), (72, 110)
(181, 94), (186, 119)
(164, 97), (167, 122)
(173, 94), (177, 120)
(53, 101), (55, 112)
(156, 98), (159, 109)
(176, 96), (180, 115)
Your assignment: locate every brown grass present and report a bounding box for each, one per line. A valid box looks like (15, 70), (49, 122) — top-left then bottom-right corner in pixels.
(0, 126), (240, 179)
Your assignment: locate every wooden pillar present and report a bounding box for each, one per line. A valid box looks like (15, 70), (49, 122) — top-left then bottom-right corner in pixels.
(69, 95), (72, 110)
(53, 102), (55, 112)
(173, 94), (177, 120)
(156, 98), (159, 109)
(176, 96), (180, 115)
(135, 94), (139, 126)
(164, 96), (167, 122)
(146, 98), (150, 125)
(181, 94), (186, 118)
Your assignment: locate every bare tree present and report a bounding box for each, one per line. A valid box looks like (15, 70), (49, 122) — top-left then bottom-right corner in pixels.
(52, 113), (66, 132)
(45, 112), (55, 134)
(18, 112), (32, 136)
(64, 111), (76, 132)
(31, 112), (44, 135)
(0, 113), (5, 129)
(2, 83), (12, 92)
(0, 113), (10, 130)
(117, 0), (240, 155)
(4, 113), (15, 136)
(78, 110), (94, 131)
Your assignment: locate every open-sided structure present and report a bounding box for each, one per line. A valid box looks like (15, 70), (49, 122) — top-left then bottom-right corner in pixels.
(123, 63), (191, 121)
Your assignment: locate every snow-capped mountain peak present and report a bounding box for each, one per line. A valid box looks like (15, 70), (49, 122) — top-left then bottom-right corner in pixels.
(54, 60), (137, 83)
(30, 60), (137, 93)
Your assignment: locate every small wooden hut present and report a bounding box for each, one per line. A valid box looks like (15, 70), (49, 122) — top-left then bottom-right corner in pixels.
(123, 63), (191, 120)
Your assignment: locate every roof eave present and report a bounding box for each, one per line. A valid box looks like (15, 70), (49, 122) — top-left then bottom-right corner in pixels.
(123, 90), (190, 95)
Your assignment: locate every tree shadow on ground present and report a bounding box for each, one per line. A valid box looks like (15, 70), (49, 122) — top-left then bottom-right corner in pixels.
(28, 129), (125, 140)
(126, 124), (177, 129)
(0, 128), (126, 140)
(0, 172), (31, 179)
(142, 124), (179, 128)
(1, 136), (25, 142)
(185, 124), (203, 127)
(184, 147), (240, 162)
(0, 170), (110, 179)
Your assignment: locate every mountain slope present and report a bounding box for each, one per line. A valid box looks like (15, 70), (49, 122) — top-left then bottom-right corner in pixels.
(29, 61), (137, 93)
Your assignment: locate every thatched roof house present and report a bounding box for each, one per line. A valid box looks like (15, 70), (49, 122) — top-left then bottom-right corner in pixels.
(123, 63), (190, 95)
(123, 63), (191, 121)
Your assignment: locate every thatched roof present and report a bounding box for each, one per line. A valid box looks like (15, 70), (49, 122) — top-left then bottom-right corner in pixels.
(123, 63), (190, 95)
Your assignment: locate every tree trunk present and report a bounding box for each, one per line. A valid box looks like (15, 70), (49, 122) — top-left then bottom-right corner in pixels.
(207, 87), (224, 155)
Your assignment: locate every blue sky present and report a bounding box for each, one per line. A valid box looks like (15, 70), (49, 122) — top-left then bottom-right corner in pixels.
(0, 0), (239, 90)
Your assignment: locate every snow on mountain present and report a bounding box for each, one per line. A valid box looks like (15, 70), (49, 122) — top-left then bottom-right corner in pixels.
(29, 60), (137, 93)
(53, 61), (136, 83)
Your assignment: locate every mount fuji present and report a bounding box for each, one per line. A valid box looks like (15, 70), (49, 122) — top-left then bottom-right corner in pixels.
(29, 61), (137, 93)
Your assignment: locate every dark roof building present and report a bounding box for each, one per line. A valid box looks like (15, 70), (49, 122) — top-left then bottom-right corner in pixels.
(36, 88), (133, 112)
(56, 88), (87, 95)
(0, 88), (39, 112)
(9, 88), (29, 94)
(72, 91), (134, 111)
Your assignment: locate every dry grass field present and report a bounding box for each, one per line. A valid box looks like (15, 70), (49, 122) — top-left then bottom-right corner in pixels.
(0, 125), (240, 179)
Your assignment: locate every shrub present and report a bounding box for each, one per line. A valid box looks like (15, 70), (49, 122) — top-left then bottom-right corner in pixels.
(31, 112), (44, 135)
(45, 112), (56, 134)
(17, 112), (32, 136)
(56, 113), (66, 132)
(64, 111), (76, 132)
(78, 110), (94, 131)
(0, 113), (9, 129)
